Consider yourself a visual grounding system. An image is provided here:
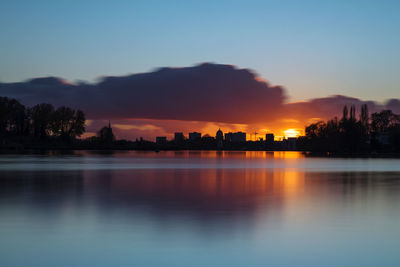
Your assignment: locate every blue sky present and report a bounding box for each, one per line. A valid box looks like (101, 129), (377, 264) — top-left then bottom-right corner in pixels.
(1, 0), (399, 101)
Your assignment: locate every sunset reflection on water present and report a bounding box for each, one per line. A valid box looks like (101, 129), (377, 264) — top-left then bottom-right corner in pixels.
(1, 152), (400, 267)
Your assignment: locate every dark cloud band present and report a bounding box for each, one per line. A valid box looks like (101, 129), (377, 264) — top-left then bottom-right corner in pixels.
(0, 63), (399, 127)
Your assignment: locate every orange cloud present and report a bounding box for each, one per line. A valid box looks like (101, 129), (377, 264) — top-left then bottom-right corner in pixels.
(113, 124), (161, 131)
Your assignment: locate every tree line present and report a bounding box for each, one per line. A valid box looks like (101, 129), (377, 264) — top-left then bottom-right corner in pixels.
(0, 97), (85, 145)
(303, 104), (400, 152)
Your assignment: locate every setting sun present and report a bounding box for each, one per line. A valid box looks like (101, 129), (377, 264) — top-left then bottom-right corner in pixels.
(284, 128), (300, 138)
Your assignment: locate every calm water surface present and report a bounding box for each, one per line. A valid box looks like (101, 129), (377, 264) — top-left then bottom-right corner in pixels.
(0, 151), (400, 266)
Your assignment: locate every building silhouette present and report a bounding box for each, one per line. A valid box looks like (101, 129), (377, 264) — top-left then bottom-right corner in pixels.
(282, 137), (297, 150)
(224, 132), (246, 143)
(265, 133), (274, 148)
(156, 136), (167, 145)
(265, 133), (274, 143)
(98, 121), (115, 144)
(174, 132), (185, 143)
(189, 132), (201, 142)
(201, 134), (214, 143)
(224, 132), (232, 142)
(232, 132), (246, 142)
(216, 128), (223, 141)
(216, 128), (224, 149)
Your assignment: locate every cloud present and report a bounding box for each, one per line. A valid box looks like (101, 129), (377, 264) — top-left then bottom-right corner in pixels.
(1, 63), (400, 140)
(113, 124), (161, 131)
(0, 63), (285, 124)
(386, 99), (400, 114)
(283, 95), (392, 122)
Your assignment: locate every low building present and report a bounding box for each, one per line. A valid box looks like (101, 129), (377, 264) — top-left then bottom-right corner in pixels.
(265, 133), (274, 143)
(189, 132), (201, 141)
(283, 137), (297, 150)
(225, 132), (246, 143)
(376, 132), (390, 145)
(231, 132), (246, 142)
(156, 136), (167, 145)
(201, 134), (215, 142)
(174, 132), (184, 143)
(265, 133), (274, 149)
(224, 132), (232, 142)
(98, 121), (115, 144)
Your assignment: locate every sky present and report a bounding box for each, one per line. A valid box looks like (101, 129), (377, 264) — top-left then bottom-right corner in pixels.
(1, 0), (400, 102)
(1, 0), (400, 141)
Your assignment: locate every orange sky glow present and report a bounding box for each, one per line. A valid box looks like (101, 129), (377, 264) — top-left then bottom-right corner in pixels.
(82, 118), (306, 141)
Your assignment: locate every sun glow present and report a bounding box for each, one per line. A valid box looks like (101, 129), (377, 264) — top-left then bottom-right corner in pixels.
(283, 128), (300, 138)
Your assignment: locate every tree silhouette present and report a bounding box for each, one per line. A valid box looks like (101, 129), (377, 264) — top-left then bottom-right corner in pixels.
(360, 104), (369, 131)
(304, 105), (400, 153)
(50, 106), (86, 140)
(0, 97), (26, 137)
(30, 103), (55, 139)
(371, 110), (399, 133)
(0, 96), (86, 146)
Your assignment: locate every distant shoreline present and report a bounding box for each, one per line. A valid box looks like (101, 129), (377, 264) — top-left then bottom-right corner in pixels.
(1, 148), (400, 158)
